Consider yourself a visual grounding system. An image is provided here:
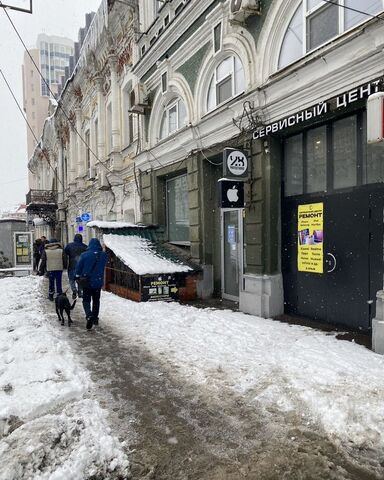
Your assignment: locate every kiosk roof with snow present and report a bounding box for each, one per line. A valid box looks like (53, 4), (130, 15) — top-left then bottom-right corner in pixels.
(87, 221), (198, 302)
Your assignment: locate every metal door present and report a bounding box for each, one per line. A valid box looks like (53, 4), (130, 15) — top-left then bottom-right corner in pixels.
(282, 190), (384, 330)
(221, 209), (243, 301)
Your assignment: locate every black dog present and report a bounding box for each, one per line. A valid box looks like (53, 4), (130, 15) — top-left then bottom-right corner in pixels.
(55, 292), (76, 326)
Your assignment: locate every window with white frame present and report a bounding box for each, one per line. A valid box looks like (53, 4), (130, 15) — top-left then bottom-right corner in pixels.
(159, 98), (187, 139)
(279, 0), (383, 69)
(166, 174), (190, 243)
(207, 56), (245, 112)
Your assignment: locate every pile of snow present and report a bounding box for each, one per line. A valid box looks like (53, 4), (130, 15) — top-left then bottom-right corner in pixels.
(0, 276), (129, 479)
(87, 220), (144, 229)
(103, 233), (192, 275)
(101, 292), (384, 451)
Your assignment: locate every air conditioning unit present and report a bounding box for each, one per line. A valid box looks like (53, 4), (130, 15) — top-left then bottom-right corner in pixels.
(130, 83), (148, 115)
(88, 166), (97, 180)
(97, 170), (110, 191)
(230, 0), (261, 23)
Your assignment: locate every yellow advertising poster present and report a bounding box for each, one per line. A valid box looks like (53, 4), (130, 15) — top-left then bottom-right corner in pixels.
(298, 203), (324, 274)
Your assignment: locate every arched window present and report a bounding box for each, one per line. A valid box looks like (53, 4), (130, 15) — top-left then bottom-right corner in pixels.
(207, 55), (245, 111)
(159, 98), (187, 139)
(279, 0), (383, 69)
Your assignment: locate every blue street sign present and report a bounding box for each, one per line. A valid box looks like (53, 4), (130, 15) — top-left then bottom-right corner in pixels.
(81, 212), (91, 222)
(76, 216), (82, 223)
(78, 225), (84, 233)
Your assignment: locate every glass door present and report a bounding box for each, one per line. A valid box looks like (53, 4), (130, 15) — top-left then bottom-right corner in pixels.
(221, 209), (243, 301)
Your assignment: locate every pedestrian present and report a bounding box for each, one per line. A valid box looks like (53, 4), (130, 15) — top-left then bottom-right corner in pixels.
(33, 238), (42, 272)
(39, 239), (67, 301)
(64, 234), (87, 300)
(38, 236), (48, 275)
(75, 238), (108, 330)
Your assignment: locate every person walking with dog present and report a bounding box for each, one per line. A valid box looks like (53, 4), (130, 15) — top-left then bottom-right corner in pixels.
(64, 234), (87, 300)
(39, 239), (67, 301)
(75, 238), (108, 330)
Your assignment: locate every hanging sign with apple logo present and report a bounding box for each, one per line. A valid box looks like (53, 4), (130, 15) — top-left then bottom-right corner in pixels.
(219, 180), (244, 209)
(223, 148), (249, 179)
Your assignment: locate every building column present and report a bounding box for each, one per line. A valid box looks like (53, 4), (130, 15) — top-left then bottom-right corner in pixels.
(109, 55), (122, 169)
(57, 137), (64, 205)
(96, 77), (106, 163)
(75, 107), (83, 177)
(69, 127), (77, 183)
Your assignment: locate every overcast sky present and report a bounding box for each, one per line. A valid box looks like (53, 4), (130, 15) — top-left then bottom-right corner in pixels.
(0, 0), (101, 210)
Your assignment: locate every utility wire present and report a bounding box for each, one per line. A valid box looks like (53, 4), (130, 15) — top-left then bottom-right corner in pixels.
(0, 1), (122, 181)
(0, 68), (83, 212)
(0, 176), (27, 185)
(0, 69), (39, 150)
(321, 0), (384, 21)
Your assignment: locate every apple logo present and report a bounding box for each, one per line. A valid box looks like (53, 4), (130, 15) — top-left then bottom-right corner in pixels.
(227, 185), (239, 203)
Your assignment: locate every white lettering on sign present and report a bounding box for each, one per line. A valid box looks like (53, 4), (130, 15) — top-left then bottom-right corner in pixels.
(227, 150), (248, 176)
(253, 102), (329, 139)
(253, 78), (383, 139)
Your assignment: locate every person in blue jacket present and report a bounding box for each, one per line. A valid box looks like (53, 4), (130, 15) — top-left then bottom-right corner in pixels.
(75, 238), (108, 330)
(64, 234), (87, 299)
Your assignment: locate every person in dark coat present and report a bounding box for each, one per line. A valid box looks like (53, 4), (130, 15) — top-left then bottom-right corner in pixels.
(64, 234), (87, 299)
(33, 238), (42, 272)
(75, 238), (108, 330)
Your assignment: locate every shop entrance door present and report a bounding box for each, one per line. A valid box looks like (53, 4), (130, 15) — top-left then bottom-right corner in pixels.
(282, 189), (384, 330)
(221, 209), (243, 301)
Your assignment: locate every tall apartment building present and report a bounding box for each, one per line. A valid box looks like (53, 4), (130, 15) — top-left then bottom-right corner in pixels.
(22, 34), (74, 159)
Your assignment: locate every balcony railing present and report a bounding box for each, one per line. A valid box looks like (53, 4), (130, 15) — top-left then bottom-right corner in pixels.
(26, 189), (57, 207)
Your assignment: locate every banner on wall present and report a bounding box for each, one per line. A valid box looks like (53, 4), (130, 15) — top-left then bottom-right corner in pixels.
(297, 203), (324, 274)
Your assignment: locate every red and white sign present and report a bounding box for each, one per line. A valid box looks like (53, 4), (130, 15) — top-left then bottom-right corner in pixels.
(367, 92), (384, 144)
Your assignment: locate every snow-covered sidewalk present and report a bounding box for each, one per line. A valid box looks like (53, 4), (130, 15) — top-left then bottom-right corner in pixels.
(101, 291), (384, 452)
(0, 276), (129, 480)
(2, 275), (384, 479)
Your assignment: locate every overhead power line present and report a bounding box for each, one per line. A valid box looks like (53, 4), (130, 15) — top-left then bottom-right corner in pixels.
(0, 68), (83, 212)
(0, 2), (124, 182)
(321, 0), (384, 22)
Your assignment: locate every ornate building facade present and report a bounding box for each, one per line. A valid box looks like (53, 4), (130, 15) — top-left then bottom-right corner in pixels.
(27, 0), (384, 331)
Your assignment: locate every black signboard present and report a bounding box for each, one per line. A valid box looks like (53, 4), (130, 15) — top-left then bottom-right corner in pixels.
(223, 148), (249, 179)
(141, 274), (179, 302)
(219, 180), (244, 209)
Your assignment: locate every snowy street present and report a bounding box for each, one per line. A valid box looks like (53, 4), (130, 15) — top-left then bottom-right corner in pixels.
(1, 275), (384, 479)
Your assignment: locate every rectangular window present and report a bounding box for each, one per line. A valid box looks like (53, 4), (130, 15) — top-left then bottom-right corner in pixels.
(284, 134), (303, 196)
(168, 104), (177, 134)
(307, 4), (338, 50)
(141, 45), (146, 57)
(214, 23), (222, 53)
(164, 14), (170, 26)
(175, 3), (184, 16)
(306, 126), (327, 193)
(128, 114), (134, 144)
(333, 116), (357, 189)
(364, 143), (384, 184)
(161, 72), (167, 93)
(167, 174), (190, 243)
(217, 76), (232, 105)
